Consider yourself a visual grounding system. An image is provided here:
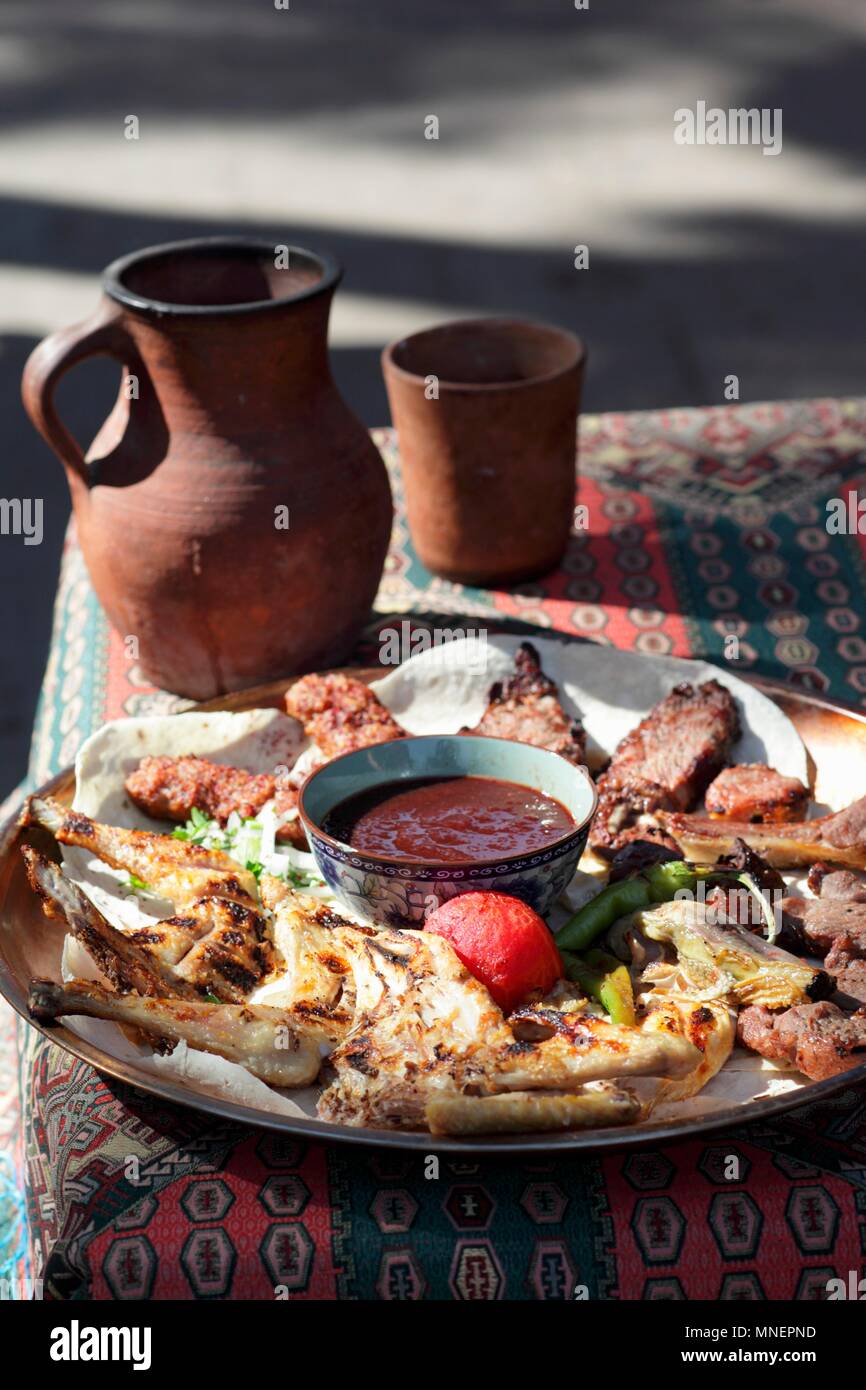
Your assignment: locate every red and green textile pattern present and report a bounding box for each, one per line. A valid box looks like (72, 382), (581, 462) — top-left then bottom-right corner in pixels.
(16, 399), (866, 1300)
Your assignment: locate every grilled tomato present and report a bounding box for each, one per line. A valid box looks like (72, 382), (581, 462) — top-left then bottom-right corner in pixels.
(425, 891), (563, 1014)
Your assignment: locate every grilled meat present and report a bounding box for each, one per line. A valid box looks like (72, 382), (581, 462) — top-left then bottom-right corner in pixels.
(590, 680), (740, 855)
(658, 794), (866, 870)
(22, 847), (200, 999)
(590, 780), (679, 858)
(171, 898), (275, 1002)
(285, 672), (405, 759)
(704, 838), (786, 926)
(23, 843), (276, 1005)
(608, 837), (683, 883)
(773, 897), (866, 1004)
(715, 838), (785, 894)
(705, 764), (808, 823)
(319, 926), (699, 1131)
(601, 680), (740, 808)
(24, 795), (258, 906)
(780, 896), (866, 955)
(463, 641), (586, 764)
(29, 979), (322, 1088)
(124, 756), (306, 848)
(823, 937), (866, 1005)
(737, 1001), (866, 1081)
(124, 916), (212, 968)
(265, 893), (366, 1042)
(426, 1084), (639, 1136)
(807, 862), (866, 902)
(638, 992), (736, 1108)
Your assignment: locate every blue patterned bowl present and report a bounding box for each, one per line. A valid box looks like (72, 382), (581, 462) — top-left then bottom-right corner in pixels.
(298, 735), (598, 928)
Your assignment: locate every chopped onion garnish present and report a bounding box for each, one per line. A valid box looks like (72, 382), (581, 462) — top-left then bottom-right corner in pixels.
(171, 802), (325, 889)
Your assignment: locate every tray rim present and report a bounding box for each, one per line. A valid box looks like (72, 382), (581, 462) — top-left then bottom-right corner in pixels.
(2, 664), (865, 1154)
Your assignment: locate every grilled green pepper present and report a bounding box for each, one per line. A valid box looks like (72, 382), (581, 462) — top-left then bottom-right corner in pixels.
(562, 947), (636, 1025)
(555, 860), (709, 952)
(555, 859), (774, 953)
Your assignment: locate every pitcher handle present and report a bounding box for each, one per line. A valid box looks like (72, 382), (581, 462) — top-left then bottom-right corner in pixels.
(21, 301), (134, 487)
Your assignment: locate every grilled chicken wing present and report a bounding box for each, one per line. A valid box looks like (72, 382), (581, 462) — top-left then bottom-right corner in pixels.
(124, 756), (306, 848)
(285, 672), (405, 759)
(463, 641), (587, 765)
(265, 894), (369, 1042)
(24, 795), (258, 907)
(29, 979), (321, 1087)
(172, 898), (275, 1002)
(638, 992), (736, 1108)
(22, 847), (200, 1000)
(23, 847), (275, 1006)
(426, 1083), (639, 1135)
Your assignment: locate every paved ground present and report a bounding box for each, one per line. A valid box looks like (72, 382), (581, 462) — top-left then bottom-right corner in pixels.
(1, 0), (865, 799)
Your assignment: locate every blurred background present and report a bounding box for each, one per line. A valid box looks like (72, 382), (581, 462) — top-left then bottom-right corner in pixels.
(1, 0), (865, 800)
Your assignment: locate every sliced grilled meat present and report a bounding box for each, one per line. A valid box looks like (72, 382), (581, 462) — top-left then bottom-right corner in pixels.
(463, 642), (586, 765)
(780, 896), (866, 956)
(737, 1001), (866, 1081)
(591, 779), (679, 858)
(285, 672), (405, 759)
(705, 764), (808, 823)
(824, 936), (866, 1005)
(807, 862), (866, 903)
(590, 680), (740, 856)
(125, 755), (306, 847)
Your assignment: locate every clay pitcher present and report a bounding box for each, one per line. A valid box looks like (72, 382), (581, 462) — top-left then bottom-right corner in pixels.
(22, 237), (393, 699)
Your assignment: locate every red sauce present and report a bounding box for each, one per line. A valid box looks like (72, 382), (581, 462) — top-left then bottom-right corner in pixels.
(321, 775), (574, 863)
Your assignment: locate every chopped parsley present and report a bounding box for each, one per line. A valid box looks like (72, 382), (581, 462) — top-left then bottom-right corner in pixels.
(170, 806), (324, 889)
(171, 806), (211, 844)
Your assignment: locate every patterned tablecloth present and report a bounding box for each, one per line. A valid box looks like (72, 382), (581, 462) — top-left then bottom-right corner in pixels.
(8, 399), (866, 1301)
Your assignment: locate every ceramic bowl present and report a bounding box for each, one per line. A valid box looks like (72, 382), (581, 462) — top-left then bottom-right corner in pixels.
(297, 735), (598, 927)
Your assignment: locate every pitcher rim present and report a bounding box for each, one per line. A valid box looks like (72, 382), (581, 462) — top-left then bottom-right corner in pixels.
(103, 236), (343, 317)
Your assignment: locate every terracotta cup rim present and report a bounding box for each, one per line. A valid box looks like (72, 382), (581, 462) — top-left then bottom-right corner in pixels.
(381, 316), (587, 394)
(103, 236), (343, 317)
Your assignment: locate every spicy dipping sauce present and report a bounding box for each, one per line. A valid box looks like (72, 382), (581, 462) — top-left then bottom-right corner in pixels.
(320, 775), (574, 863)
